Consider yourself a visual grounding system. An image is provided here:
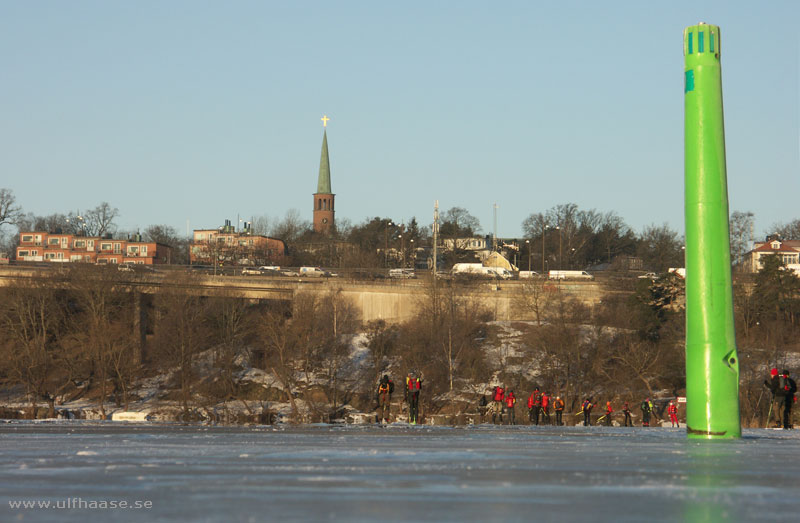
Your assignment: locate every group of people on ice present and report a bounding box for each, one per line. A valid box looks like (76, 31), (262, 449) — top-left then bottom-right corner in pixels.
(375, 367), (797, 429)
(486, 386), (681, 428)
(375, 371), (422, 425)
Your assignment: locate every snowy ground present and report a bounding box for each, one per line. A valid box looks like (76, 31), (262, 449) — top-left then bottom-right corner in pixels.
(2, 422), (800, 522)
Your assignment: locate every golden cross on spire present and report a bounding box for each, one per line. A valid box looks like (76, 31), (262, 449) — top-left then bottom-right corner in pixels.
(321, 115), (330, 128)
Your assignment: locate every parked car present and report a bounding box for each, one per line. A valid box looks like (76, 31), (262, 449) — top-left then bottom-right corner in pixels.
(389, 268), (416, 279)
(241, 267), (262, 275)
(279, 269), (300, 277)
(638, 272), (659, 280)
(119, 262), (155, 274)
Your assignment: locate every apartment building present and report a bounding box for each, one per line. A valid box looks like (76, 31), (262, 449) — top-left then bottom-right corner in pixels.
(16, 232), (172, 265)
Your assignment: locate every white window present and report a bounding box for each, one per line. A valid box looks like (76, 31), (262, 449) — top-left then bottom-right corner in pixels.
(141, 245), (147, 255)
(62, 237), (68, 248)
(74, 240), (86, 248)
(113, 243), (121, 254)
(21, 235), (33, 242)
(128, 246), (139, 255)
(101, 243), (112, 251)
(49, 238), (60, 245)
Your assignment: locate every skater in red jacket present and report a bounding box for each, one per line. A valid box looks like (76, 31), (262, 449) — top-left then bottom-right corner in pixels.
(667, 400), (679, 427)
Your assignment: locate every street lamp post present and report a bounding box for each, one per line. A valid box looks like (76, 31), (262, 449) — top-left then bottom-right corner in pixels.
(409, 239), (414, 268)
(541, 225), (548, 274)
(556, 226), (562, 269)
(525, 239), (531, 271)
(384, 221), (393, 268)
(399, 234), (405, 268)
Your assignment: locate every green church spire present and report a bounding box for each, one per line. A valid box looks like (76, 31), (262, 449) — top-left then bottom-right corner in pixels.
(317, 129), (332, 194)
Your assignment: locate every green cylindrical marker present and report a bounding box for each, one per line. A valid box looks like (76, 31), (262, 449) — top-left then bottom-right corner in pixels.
(684, 23), (741, 439)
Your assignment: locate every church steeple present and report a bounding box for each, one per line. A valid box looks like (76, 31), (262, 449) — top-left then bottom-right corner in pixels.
(313, 115), (335, 234)
(317, 130), (331, 194)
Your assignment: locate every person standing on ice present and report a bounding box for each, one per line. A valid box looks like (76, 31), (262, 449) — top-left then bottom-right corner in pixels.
(553, 396), (565, 426)
(405, 371), (423, 425)
(376, 374), (394, 423)
(491, 385), (505, 424)
(622, 401), (633, 427)
(528, 387), (542, 425)
(667, 400), (679, 427)
(540, 392), (551, 425)
(581, 398), (593, 426)
(779, 370), (797, 429)
(603, 401), (613, 426)
(765, 368), (785, 427)
(504, 389), (516, 425)
(641, 398), (651, 427)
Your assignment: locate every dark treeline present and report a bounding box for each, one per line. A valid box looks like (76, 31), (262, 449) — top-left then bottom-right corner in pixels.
(1, 255), (797, 426)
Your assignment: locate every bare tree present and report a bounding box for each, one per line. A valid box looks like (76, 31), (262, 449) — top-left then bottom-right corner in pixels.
(514, 278), (555, 326)
(637, 223), (684, 272)
(771, 218), (800, 241)
(271, 209), (310, 243)
(730, 211), (755, 270)
(0, 188), (23, 227)
(83, 202), (119, 237)
(152, 273), (211, 418)
(0, 274), (73, 418)
(206, 295), (252, 401)
(67, 265), (135, 418)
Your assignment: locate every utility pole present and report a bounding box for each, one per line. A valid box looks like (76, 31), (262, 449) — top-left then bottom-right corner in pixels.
(492, 203), (498, 251)
(433, 201), (439, 281)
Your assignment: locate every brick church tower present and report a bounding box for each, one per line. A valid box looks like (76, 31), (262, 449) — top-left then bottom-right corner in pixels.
(313, 116), (335, 234)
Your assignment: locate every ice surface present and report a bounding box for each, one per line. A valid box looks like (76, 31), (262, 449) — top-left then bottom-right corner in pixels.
(2, 422), (799, 522)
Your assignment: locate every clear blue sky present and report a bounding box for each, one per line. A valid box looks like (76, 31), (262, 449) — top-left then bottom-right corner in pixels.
(1, 1), (798, 240)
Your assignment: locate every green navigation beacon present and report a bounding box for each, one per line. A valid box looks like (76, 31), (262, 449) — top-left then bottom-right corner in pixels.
(684, 23), (741, 439)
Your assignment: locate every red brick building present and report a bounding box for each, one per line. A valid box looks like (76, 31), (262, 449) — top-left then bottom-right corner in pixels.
(16, 232), (172, 265)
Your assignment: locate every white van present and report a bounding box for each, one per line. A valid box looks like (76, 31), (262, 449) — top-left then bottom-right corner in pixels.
(486, 267), (513, 280)
(548, 270), (594, 280)
(389, 268), (416, 279)
(299, 266), (330, 277)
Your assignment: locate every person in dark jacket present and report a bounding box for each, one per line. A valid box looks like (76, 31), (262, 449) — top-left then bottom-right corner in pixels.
(581, 399), (593, 427)
(765, 368), (784, 427)
(376, 374), (394, 423)
(622, 401), (633, 427)
(641, 398), (652, 427)
(779, 370), (797, 429)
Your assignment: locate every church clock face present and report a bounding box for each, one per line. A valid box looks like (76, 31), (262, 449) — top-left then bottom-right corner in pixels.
(322, 218), (328, 224)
